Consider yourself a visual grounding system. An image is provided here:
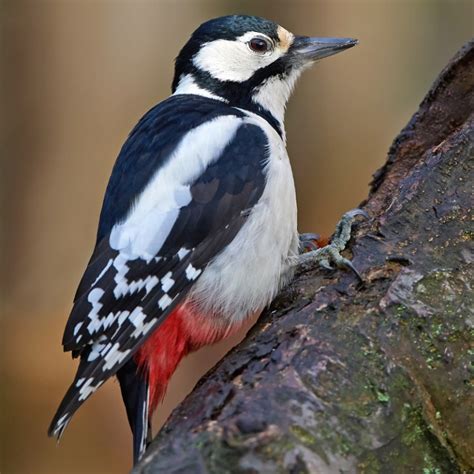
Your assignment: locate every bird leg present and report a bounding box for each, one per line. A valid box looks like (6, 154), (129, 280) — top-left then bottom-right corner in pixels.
(297, 209), (368, 281)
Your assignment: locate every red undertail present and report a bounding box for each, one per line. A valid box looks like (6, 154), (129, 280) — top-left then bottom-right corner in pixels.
(134, 303), (237, 411)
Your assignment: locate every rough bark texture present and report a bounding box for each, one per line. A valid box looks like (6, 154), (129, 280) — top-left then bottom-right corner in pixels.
(134, 41), (474, 474)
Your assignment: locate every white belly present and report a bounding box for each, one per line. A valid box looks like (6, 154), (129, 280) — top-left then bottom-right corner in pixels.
(189, 112), (298, 325)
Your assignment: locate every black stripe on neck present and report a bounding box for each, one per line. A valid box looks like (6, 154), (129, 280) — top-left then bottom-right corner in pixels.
(175, 70), (284, 139)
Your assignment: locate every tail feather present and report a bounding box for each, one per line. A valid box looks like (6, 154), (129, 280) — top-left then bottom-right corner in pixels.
(48, 357), (152, 465)
(117, 358), (152, 464)
(48, 357), (93, 440)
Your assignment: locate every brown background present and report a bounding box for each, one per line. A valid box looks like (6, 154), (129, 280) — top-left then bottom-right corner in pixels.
(1, 1), (472, 473)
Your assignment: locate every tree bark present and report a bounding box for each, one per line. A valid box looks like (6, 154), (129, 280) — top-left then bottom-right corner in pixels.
(134, 41), (474, 474)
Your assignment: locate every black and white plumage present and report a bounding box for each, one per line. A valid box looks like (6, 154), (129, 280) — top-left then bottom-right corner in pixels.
(49, 15), (357, 464)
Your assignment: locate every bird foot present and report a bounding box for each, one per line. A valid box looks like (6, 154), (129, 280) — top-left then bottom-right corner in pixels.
(296, 209), (368, 281)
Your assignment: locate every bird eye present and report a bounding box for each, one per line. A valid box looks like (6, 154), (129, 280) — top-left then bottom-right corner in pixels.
(248, 37), (271, 53)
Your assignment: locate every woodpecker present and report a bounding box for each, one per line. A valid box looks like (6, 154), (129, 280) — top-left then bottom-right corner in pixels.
(49, 15), (362, 464)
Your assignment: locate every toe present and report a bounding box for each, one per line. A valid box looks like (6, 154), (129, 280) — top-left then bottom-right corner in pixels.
(300, 232), (320, 241)
(343, 208), (369, 220)
(299, 233), (322, 253)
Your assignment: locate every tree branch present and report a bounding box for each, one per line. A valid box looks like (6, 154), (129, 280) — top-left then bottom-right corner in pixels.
(134, 41), (474, 474)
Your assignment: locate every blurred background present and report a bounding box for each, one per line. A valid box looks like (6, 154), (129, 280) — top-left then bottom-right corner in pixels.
(1, 0), (472, 473)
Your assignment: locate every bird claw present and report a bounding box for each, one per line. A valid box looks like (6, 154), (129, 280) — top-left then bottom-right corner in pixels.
(296, 208), (368, 281)
(338, 257), (363, 283)
(342, 208), (369, 220)
(319, 259), (333, 271)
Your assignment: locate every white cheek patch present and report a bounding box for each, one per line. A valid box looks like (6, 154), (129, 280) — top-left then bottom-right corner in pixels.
(193, 40), (260, 82)
(193, 32), (284, 83)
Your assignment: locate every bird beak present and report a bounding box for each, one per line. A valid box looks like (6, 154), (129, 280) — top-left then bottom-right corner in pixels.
(290, 36), (358, 64)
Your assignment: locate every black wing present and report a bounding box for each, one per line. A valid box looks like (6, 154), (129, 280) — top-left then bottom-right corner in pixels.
(49, 98), (269, 437)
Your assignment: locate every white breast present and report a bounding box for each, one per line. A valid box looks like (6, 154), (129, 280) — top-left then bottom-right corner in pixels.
(189, 110), (299, 325)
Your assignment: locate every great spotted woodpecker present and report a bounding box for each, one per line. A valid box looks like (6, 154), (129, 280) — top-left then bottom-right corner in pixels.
(49, 15), (362, 464)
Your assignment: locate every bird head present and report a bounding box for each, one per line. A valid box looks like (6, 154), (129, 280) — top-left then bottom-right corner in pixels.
(172, 15), (357, 129)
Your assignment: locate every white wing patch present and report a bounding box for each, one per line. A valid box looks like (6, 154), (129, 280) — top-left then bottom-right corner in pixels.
(131, 316), (158, 339)
(127, 307), (159, 338)
(86, 288), (105, 334)
(161, 272), (175, 292)
(185, 263), (202, 281)
(177, 247), (190, 260)
(129, 306), (147, 328)
(145, 276), (159, 294)
(109, 115), (243, 259)
(87, 335), (109, 362)
(78, 378), (104, 401)
(73, 322), (83, 336)
(76, 250), (182, 345)
(90, 258), (113, 288)
(103, 343), (131, 371)
(112, 254), (160, 299)
(158, 294), (173, 310)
